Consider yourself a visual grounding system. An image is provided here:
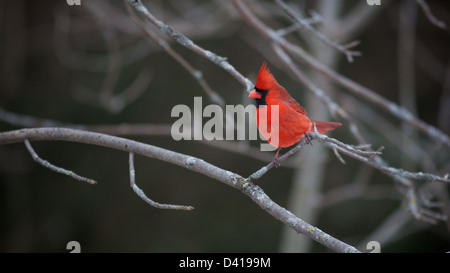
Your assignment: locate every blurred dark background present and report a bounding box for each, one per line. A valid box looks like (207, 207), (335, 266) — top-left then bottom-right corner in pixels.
(0, 0), (449, 252)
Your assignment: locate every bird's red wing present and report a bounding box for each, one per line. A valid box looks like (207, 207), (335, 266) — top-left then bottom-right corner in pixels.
(286, 96), (307, 116)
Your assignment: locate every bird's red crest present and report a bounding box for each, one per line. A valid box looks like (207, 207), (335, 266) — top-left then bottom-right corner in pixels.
(255, 62), (276, 90)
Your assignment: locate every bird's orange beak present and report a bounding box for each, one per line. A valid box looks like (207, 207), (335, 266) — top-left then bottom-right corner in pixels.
(249, 89), (261, 99)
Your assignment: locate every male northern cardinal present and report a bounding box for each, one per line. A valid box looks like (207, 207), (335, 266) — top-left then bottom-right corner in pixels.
(249, 62), (341, 165)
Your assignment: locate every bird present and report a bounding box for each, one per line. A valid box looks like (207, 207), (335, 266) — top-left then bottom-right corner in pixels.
(248, 62), (342, 166)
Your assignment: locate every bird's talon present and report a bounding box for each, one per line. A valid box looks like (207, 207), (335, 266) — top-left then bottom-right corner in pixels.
(272, 159), (281, 168)
(305, 133), (313, 146)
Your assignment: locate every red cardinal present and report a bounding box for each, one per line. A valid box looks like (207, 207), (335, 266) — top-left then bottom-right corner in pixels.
(249, 62), (341, 165)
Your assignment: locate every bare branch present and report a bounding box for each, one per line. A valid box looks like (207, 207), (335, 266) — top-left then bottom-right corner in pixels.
(129, 152), (194, 210)
(0, 127), (360, 253)
(310, 123), (450, 184)
(125, 0), (253, 92)
(24, 139), (97, 185)
(250, 123), (449, 187)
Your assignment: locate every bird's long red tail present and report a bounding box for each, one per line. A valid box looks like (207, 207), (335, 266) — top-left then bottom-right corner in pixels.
(311, 120), (342, 134)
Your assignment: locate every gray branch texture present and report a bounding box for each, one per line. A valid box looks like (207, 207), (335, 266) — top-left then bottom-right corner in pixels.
(0, 0), (449, 252)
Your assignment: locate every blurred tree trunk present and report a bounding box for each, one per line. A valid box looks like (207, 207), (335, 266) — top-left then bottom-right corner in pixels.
(279, 0), (342, 253)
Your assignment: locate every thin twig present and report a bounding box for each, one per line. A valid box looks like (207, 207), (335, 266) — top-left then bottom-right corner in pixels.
(275, 11), (322, 37)
(310, 123), (450, 184)
(125, 0), (254, 92)
(24, 139), (97, 185)
(275, 0), (361, 62)
(129, 152), (194, 210)
(248, 138), (308, 181)
(315, 132), (382, 157)
(333, 147), (346, 164)
(417, 0), (447, 30)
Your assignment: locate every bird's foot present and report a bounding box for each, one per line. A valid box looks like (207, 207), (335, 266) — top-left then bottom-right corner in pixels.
(272, 157), (281, 168)
(304, 133), (313, 146)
